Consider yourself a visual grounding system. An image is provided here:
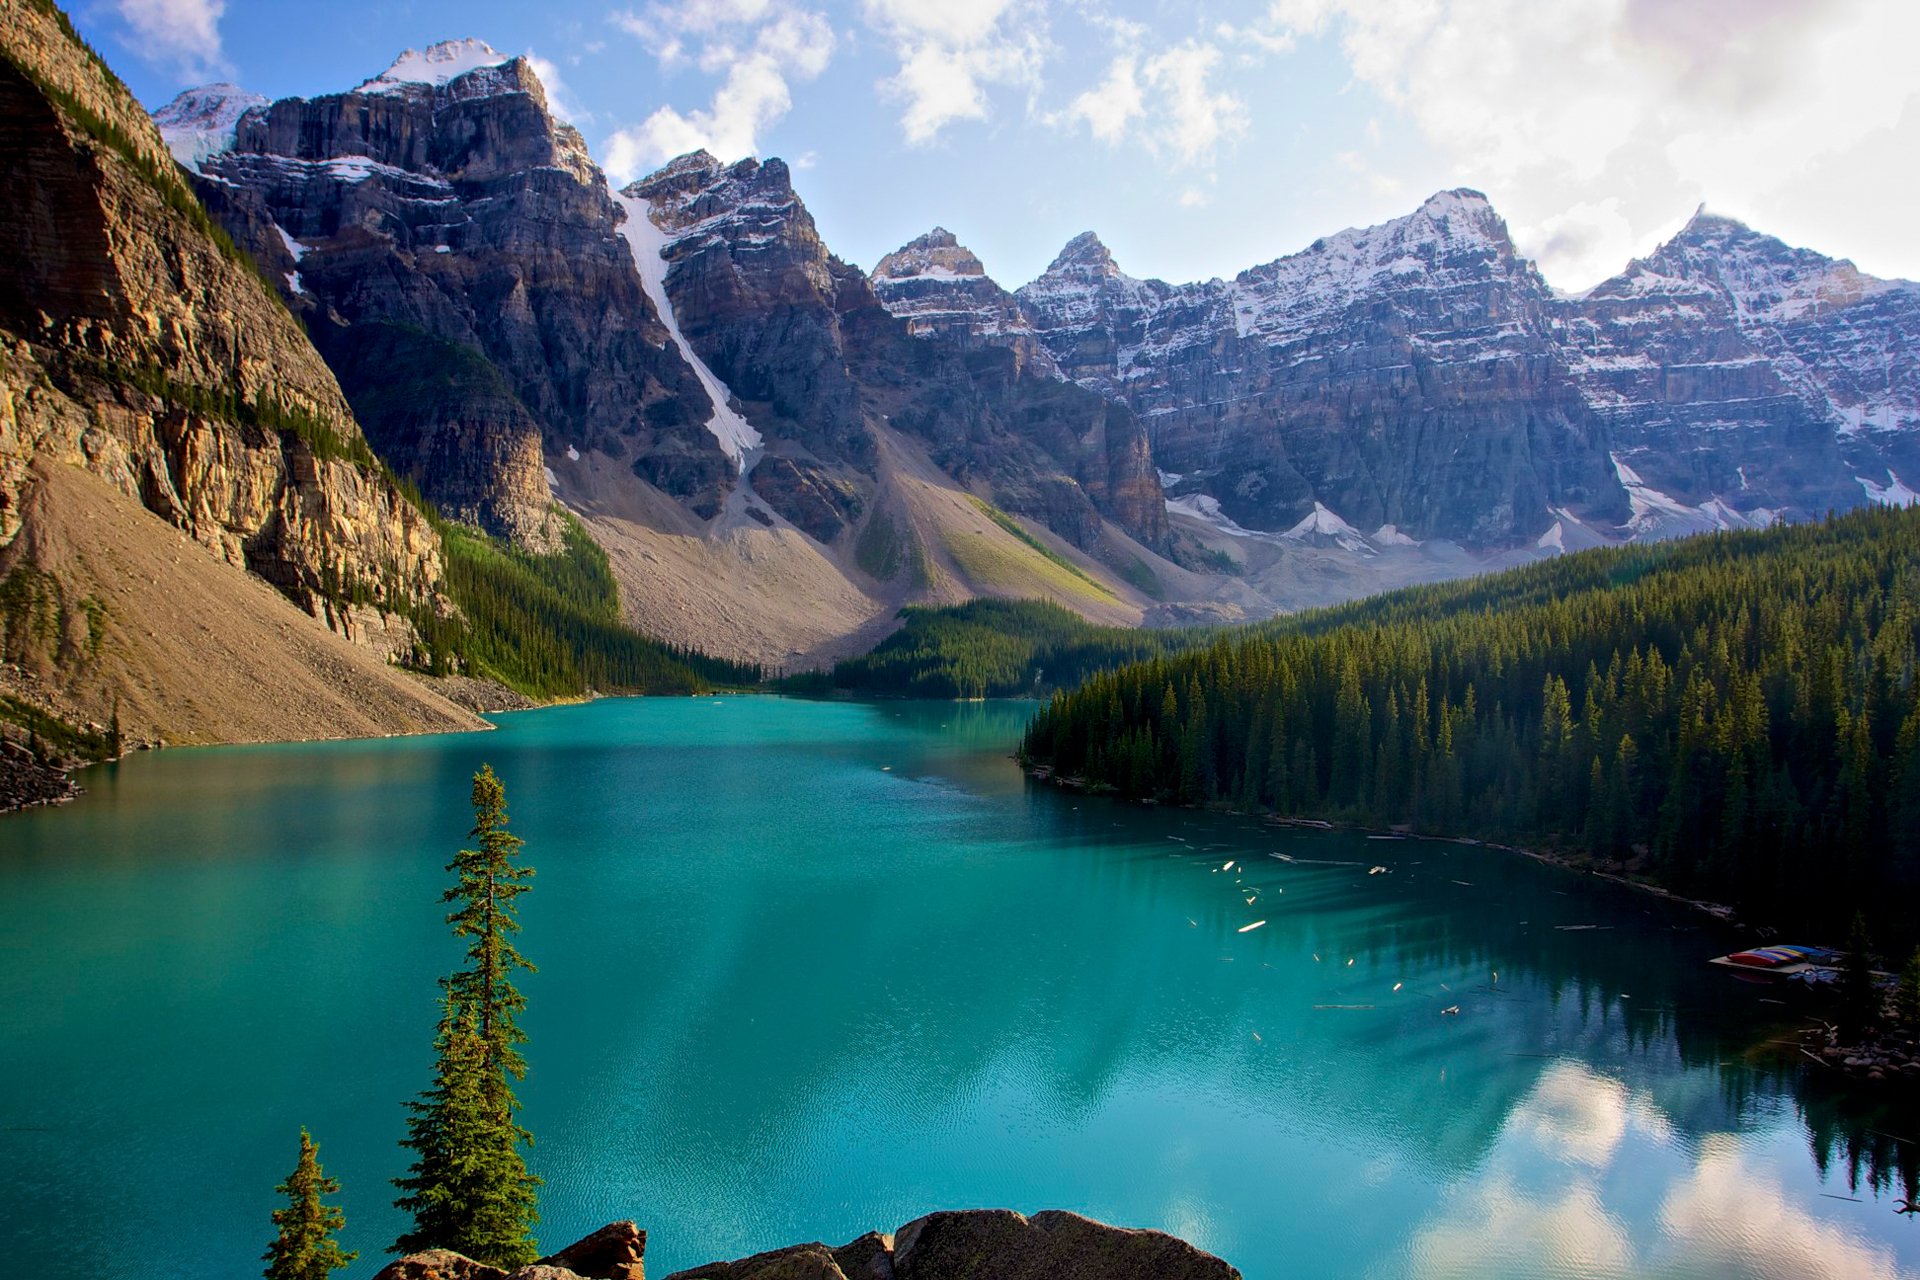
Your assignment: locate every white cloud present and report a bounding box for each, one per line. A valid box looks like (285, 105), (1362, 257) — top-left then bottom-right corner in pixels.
(525, 52), (592, 125)
(1062, 55), (1143, 145)
(1397, 1062), (1906, 1280)
(1248, 0), (1920, 288)
(1054, 38), (1247, 172)
(864, 0), (1047, 145)
(1140, 42), (1246, 166)
(114, 0), (227, 79)
(604, 0), (834, 182)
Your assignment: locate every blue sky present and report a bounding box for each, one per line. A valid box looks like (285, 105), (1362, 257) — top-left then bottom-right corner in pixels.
(76, 0), (1920, 292)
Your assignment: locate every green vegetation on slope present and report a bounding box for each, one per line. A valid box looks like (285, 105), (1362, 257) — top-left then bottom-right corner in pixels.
(813, 598), (1208, 699)
(1018, 506), (1920, 942)
(417, 517), (764, 699)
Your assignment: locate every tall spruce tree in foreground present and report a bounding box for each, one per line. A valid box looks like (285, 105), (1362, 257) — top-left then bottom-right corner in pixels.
(393, 765), (541, 1265)
(263, 1128), (355, 1280)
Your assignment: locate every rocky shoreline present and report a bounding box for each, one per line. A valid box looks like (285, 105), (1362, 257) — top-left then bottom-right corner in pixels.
(375, 1210), (1240, 1280)
(0, 738), (78, 813)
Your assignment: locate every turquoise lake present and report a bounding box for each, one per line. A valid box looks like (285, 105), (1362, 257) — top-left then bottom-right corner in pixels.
(1, 696), (1917, 1278)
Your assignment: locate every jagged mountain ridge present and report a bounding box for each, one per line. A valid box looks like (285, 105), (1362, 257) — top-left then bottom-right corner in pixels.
(881, 192), (1918, 550)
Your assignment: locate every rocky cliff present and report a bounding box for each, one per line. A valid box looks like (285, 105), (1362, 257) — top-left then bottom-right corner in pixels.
(1012, 192), (1624, 546)
(626, 154), (1169, 554)
(1002, 192), (1917, 552)
(373, 1211), (1240, 1280)
(0, 0), (476, 744)
(1555, 209), (1917, 537)
(164, 41), (722, 546)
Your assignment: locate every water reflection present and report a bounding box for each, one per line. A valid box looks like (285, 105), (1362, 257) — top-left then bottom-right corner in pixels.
(1391, 1062), (1908, 1279)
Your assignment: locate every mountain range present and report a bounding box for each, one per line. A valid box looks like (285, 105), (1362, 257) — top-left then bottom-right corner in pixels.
(2, 11), (1915, 750)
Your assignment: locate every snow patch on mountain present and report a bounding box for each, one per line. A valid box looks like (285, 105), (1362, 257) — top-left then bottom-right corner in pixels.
(1285, 503), (1376, 555)
(613, 190), (762, 471)
(1166, 493), (1282, 543)
(359, 39), (511, 94)
(1858, 471), (1919, 508)
(1611, 454), (1778, 538)
(152, 83), (266, 172)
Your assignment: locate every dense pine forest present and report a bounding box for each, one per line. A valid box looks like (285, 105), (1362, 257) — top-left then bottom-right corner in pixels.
(1018, 506), (1920, 940)
(418, 517), (763, 698)
(807, 599), (1208, 698)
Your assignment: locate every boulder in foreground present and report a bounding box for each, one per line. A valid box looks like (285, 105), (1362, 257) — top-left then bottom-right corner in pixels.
(377, 1210), (1239, 1280)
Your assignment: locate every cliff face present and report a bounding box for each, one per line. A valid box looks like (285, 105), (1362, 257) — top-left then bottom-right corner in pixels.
(1557, 211), (1918, 532)
(168, 42), (721, 545)
(0, 0), (444, 633)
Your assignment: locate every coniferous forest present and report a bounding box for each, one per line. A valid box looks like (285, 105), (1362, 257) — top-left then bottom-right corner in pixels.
(416, 518), (765, 698)
(1018, 505), (1920, 941)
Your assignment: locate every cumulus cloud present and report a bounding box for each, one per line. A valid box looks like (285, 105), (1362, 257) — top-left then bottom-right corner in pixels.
(1055, 36), (1247, 170)
(863, 0), (1047, 145)
(1249, 0), (1920, 288)
(604, 0), (834, 181)
(1062, 54), (1143, 145)
(114, 0), (227, 79)
(1141, 42), (1247, 166)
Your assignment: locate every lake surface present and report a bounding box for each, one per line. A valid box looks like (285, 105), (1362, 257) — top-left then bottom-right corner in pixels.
(1, 696), (1916, 1279)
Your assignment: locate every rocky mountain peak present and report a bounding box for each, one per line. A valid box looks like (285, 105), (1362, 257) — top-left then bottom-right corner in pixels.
(1045, 231), (1123, 278)
(872, 226), (988, 280)
(152, 82), (268, 172)
(357, 38), (511, 94)
(1607, 205), (1903, 325)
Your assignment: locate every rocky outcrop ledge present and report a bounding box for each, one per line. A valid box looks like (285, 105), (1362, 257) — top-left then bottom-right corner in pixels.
(373, 1210), (1241, 1280)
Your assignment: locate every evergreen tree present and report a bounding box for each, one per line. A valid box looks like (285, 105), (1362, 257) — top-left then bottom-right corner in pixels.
(1840, 912), (1880, 1034)
(393, 766), (541, 1266)
(263, 1128), (355, 1280)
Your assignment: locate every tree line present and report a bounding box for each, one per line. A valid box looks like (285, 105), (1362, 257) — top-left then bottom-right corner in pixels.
(808, 598), (1208, 699)
(1019, 505), (1920, 943)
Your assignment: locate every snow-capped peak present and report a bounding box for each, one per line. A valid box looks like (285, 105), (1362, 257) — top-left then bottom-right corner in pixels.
(358, 39), (511, 94)
(152, 82), (267, 172)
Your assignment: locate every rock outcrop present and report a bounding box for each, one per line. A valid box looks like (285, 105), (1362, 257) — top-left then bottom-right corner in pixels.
(0, 0), (476, 745)
(870, 228), (1057, 378)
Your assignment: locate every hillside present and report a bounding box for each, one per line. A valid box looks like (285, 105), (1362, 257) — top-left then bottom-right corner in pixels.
(1018, 504), (1920, 940)
(0, 0), (486, 749)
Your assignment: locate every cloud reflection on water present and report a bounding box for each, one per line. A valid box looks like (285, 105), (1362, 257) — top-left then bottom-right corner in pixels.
(1392, 1061), (1906, 1279)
